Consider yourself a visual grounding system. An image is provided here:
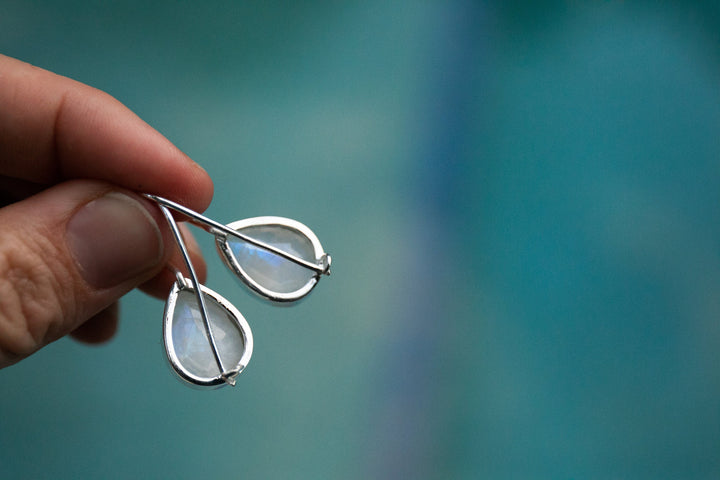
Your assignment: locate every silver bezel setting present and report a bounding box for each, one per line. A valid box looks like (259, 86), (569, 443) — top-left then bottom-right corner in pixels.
(163, 279), (254, 388)
(217, 216), (328, 303)
(144, 194), (331, 388)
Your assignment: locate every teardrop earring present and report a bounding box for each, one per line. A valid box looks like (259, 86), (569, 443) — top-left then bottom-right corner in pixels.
(217, 216), (331, 302)
(144, 194), (331, 388)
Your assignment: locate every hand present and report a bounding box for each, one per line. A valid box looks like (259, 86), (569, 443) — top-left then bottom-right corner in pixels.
(0, 54), (214, 367)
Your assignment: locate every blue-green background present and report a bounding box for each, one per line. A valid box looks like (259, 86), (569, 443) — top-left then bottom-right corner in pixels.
(2, 1), (719, 478)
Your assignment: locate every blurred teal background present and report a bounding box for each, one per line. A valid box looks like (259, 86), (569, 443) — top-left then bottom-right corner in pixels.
(1, 1), (720, 478)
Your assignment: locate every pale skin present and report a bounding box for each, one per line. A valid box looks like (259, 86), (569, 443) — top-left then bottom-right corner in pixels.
(0, 54), (214, 367)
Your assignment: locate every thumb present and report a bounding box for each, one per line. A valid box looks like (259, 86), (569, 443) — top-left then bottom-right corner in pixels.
(0, 180), (171, 367)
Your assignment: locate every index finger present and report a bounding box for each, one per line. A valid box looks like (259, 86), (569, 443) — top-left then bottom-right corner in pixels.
(0, 54), (213, 212)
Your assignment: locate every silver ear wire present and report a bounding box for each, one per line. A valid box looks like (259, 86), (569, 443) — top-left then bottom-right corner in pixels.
(156, 202), (234, 386)
(144, 194), (328, 274)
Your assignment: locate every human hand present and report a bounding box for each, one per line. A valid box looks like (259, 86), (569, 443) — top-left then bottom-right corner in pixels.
(0, 54), (214, 367)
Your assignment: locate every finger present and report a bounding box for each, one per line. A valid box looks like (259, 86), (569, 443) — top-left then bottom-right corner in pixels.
(0, 54), (213, 212)
(139, 223), (208, 299)
(70, 302), (119, 344)
(0, 180), (175, 368)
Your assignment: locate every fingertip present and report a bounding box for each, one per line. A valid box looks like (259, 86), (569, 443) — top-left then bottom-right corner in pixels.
(176, 166), (214, 215)
(0, 54), (215, 212)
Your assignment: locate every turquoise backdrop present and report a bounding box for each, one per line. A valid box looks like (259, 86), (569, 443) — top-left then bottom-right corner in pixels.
(1, 1), (719, 478)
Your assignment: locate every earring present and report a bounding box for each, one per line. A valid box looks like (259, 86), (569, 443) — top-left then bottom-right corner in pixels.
(144, 194), (331, 389)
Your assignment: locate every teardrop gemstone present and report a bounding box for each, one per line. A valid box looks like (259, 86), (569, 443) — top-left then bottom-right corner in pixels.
(218, 217), (325, 302)
(164, 282), (253, 386)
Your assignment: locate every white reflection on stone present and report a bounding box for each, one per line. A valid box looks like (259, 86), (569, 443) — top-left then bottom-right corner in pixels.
(228, 225), (316, 294)
(171, 290), (245, 379)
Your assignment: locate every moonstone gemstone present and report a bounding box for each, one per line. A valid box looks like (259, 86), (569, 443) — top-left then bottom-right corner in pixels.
(170, 290), (245, 379)
(228, 225), (316, 294)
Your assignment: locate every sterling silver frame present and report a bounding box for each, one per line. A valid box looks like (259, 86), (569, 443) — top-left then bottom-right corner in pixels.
(163, 278), (254, 388)
(217, 216), (330, 303)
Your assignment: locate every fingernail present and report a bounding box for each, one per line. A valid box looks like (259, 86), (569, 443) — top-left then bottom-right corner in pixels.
(66, 192), (163, 289)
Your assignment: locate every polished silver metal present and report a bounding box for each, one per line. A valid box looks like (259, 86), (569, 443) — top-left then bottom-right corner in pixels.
(144, 194), (330, 275)
(145, 194), (331, 388)
(163, 279), (253, 388)
(158, 204), (227, 380)
(217, 216), (329, 302)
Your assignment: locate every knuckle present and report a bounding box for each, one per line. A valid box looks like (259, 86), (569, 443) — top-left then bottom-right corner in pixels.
(0, 234), (76, 364)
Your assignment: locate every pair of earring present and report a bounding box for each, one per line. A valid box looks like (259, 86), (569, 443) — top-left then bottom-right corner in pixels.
(144, 194), (331, 389)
